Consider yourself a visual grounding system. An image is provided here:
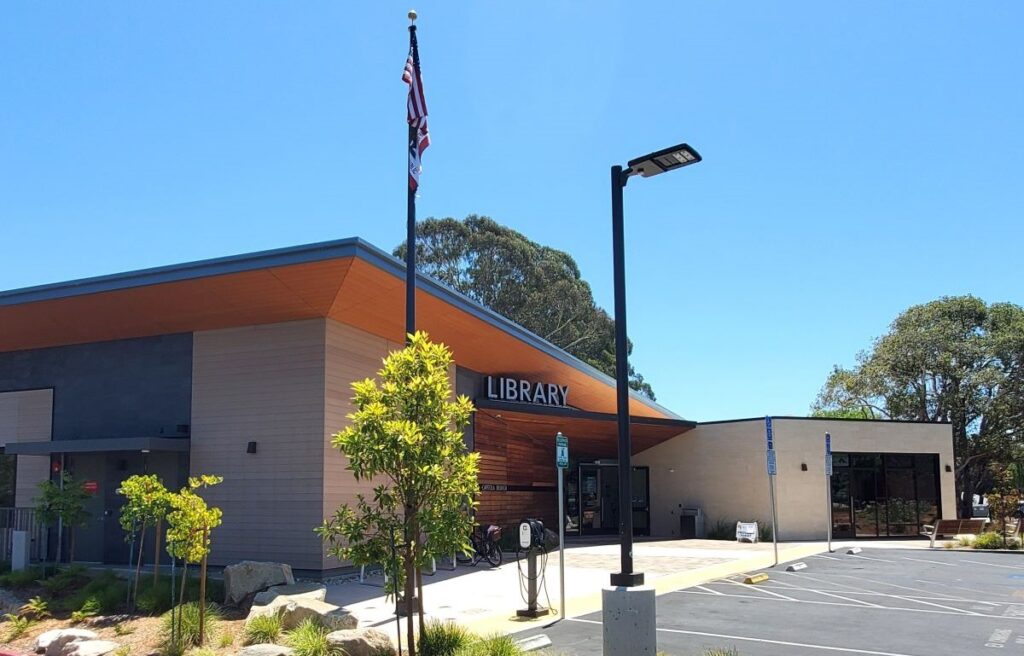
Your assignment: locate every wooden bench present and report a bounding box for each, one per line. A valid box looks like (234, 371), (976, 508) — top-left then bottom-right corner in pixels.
(921, 519), (988, 547)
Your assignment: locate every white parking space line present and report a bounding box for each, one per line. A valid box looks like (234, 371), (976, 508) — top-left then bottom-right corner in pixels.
(692, 584), (723, 595)
(896, 556), (958, 567)
(962, 558), (1024, 570)
(720, 577), (799, 601)
(566, 618), (923, 656)
(770, 586), (1002, 607)
(780, 570), (880, 594)
(674, 589), (1017, 620)
(812, 554), (844, 561)
(915, 578), (1012, 602)
(830, 573), (961, 598)
(847, 553), (899, 563)
(887, 594), (985, 616)
(768, 578), (884, 607)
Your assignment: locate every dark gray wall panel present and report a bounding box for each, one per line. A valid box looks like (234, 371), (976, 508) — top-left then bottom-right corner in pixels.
(0, 334), (192, 440)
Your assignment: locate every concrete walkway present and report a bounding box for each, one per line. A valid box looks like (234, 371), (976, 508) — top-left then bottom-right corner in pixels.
(325, 538), (831, 641)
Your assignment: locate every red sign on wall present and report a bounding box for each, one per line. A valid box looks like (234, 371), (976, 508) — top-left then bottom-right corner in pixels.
(83, 481), (99, 494)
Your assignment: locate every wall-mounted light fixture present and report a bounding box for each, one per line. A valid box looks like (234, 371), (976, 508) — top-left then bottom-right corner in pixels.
(945, 464), (952, 472)
(247, 441), (258, 454)
(801, 463), (808, 471)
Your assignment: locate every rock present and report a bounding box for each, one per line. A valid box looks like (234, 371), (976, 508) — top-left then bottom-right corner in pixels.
(223, 561), (295, 608)
(247, 598), (357, 631)
(60, 640), (121, 656)
(326, 628), (395, 656)
(40, 630), (98, 656)
(252, 581), (327, 607)
(236, 645), (295, 656)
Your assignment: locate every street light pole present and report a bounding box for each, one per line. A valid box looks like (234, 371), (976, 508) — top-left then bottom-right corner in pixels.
(610, 165), (642, 588)
(602, 143), (701, 656)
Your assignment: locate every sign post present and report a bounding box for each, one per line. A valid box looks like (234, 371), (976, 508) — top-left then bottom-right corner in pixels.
(555, 432), (568, 620)
(765, 416), (779, 567)
(825, 432), (833, 553)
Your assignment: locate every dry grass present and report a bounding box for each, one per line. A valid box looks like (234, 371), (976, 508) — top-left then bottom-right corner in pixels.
(1, 610), (247, 655)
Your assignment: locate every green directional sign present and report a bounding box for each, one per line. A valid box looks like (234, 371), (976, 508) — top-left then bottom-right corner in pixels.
(556, 432), (569, 469)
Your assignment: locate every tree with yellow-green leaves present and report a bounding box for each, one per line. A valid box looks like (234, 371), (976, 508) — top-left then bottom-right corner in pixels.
(165, 475), (222, 648)
(317, 332), (479, 656)
(118, 474), (173, 608)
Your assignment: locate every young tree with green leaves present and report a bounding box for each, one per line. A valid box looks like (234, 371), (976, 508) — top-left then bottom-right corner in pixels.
(813, 296), (1024, 517)
(165, 475), (223, 648)
(317, 332), (479, 656)
(35, 472), (91, 564)
(117, 474), (172, 608)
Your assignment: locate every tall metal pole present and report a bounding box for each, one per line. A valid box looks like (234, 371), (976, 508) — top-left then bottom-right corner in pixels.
(768, 470), (779, 567)
(405, 122), (417, 339)
(609, 165), (642, 588)
(558, 465), (566, 619)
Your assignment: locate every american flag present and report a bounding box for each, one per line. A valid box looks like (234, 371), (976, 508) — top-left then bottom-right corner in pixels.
(403, 28), (430, 192)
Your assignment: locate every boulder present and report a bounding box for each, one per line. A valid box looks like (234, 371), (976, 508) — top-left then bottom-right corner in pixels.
(252, 581), (327, 607)
(223, 561), (295, 608)
(39, 630), (98, 656)
(237, 645), (295, 656)
(60, 640), (121, 656)
(247, 598), (357, 631)
(326, 628), (396, 656)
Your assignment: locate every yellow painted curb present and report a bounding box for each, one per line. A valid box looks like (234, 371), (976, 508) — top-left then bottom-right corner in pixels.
(743, 573), (769, 584)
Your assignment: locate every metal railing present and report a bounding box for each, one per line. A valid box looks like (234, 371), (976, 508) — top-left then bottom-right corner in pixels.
(0, 508), (46, 563)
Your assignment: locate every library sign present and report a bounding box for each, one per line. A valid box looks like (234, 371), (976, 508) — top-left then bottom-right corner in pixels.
(485, 375), (569, 408)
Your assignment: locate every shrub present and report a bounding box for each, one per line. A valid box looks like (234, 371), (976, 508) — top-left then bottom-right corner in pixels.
(112, 648), (131, 656)
(419, 620), (474, 656)
(114, 622), (136, 636)
(161, 602), (222, 648)
(218, 631), (235, 648)
(185, 649), (217, 656)
(462, 633), (523, 656)
(59, 570), (129, 614)
(70, 598), (101, 624)
(0, 566), (44, 589)
(39, 564), (89, 596)
(973, 532), (1006, 550)
(244, 611), (283, 645)
(138, 574), (224, 615)
(3, 613), (37, 641)
(19, 596), (51, 619)
(284, 618), (340, 656)
(705, 519), (734, 540)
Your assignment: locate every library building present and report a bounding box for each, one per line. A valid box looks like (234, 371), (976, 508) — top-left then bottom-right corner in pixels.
(0, 238), (956, 576)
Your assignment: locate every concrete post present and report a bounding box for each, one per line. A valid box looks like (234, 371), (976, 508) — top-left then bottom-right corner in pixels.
(602, 585), (656, 655)
(11, 530), (30, 572)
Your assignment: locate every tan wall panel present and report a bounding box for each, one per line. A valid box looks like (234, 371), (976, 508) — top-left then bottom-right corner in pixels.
(0, 389), (53, 507)
(637, 418), (956, 541)
(191, 320), (326, 570)
(322, 320), (403, 570)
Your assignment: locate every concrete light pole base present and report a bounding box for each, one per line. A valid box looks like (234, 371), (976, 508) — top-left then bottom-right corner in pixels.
(601, 585), (656, 656)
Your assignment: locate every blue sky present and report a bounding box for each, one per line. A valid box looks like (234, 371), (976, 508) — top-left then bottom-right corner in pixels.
(2, 2), (1022, 421)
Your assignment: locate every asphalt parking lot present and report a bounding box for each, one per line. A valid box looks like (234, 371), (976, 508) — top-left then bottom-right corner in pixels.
(533, 548), (1024, 655)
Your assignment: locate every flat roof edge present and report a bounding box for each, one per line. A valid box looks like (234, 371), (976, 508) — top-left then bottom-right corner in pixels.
(698, 415), (952, 426)
(0, 236), (685, 420)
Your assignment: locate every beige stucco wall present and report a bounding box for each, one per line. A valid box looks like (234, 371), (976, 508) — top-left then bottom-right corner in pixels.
(191, 320), (328, 570)
(0, 388), (53, 506)
(636, 418), (956, 541)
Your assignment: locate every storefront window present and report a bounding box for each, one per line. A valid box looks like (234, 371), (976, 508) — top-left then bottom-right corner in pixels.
(0, 452), (15, 508)
(831, 452), (941, 538)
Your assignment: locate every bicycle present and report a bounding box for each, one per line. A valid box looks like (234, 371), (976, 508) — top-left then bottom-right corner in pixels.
(455, 524), (503, 567)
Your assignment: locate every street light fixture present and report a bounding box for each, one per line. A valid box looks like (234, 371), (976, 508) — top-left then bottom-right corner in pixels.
(609, 142), (702, 589)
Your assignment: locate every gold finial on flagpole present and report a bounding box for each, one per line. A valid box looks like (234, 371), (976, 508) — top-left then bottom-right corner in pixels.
(408, 9), (417, 24)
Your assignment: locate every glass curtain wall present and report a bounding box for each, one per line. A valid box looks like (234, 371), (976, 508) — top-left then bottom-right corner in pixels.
(831, 452), (940, 539)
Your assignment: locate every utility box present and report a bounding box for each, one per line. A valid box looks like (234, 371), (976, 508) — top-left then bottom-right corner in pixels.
(679, 508), (705, 539)
(11, 530), (30, 572)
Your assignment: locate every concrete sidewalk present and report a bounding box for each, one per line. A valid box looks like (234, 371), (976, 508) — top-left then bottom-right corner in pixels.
(324, 538), (830, 641)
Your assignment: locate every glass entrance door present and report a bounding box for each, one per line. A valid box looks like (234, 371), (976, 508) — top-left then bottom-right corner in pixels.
(575, 463), (649, 536)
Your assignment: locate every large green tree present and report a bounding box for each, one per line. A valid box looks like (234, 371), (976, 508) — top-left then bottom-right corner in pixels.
(813, 296), (1024, 517)
(394, 215), (656, 399)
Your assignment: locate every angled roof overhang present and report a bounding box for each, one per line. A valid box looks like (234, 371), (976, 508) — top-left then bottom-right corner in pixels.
(0, 238), (685, 419)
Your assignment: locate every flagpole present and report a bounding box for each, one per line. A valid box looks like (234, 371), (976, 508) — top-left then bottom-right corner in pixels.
(405, 10), (418, 344)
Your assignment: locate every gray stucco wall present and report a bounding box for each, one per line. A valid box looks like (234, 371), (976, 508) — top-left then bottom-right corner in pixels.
(0, 334), (193, 440)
